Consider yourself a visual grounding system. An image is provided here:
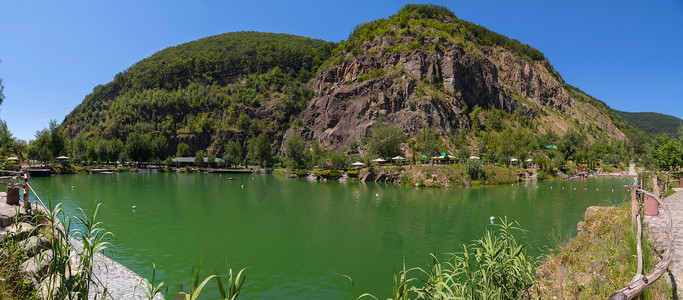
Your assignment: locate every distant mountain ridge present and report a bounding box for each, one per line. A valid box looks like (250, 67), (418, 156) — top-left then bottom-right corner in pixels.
(59, 4), (656, 160)
(614, 110), (682, 138)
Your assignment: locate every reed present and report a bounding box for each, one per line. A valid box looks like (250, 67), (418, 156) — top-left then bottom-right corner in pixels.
(40, 199), (113, 299)
(360, 217), (536, 299)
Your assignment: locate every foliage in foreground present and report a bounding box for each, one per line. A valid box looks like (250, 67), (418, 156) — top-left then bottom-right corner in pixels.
(535, 205), (671, 299)
(0, 199), (113, 300)
(360, 218), (536, 299)
(0, 242), (39, 299)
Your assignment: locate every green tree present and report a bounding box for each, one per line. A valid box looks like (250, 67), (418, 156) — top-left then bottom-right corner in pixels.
(558, 130), (586, 161)
(71, 135), (88, 163)
(248, 133), (272, 167)
(12, 139), (27, 160)
(194, 150), (205, 167)
(151, 135), (168, 161)
(125, 133), (152, 164)
(223, 140), (243, 168)
(310, 141), (325, 167)
(176, 142), (190, 157)
(47, 120), (67, 158)
(651, 135), (682, 171)
(366, 123), (405, 158)
(284, 134), (307, 169)
(328, 151), (347, 169)
(95, 139), (110, 164)
(419, 127), (440, 157)
(86, 139), (98, 162)
(29, 120), (66, 162)
(109, 139), (124, 163)
(0, 120), (16, 156)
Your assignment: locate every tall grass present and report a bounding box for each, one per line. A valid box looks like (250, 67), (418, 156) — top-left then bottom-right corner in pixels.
(360, 217), (536, 299)
(0, 236), (39, 299)
(39, 200), (113, 299)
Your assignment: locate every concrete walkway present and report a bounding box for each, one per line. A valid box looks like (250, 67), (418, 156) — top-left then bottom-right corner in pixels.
(71, 239), (164, 300)
(644, 188), (683, 297)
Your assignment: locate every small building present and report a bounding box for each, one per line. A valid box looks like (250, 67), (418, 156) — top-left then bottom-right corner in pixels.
(172, 157), (223, 167)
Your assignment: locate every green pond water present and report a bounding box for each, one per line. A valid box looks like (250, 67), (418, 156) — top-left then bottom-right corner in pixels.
(30, 173), (631, 299)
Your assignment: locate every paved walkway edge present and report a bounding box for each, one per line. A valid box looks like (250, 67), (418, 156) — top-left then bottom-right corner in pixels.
(644, 188), (683, 298)
(71, 238), (164, 300)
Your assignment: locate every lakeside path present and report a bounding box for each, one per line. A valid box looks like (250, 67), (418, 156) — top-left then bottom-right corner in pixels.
(71, 238), (163, 300)
(644, 188), (683, 297)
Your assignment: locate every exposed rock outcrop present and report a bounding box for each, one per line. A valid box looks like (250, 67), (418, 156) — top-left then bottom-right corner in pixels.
(287, 32), (626, 151)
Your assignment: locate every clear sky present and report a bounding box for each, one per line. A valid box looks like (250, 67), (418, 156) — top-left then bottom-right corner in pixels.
(1, 0), (682, 141)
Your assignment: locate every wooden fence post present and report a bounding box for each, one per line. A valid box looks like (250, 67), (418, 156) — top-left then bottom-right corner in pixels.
(631, 187), (638, 225)
(23, 173), (30, 212)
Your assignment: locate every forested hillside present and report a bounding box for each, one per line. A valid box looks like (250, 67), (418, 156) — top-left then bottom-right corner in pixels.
(53, 4), (656, 168)
(614, 110), (682, 138)
(61, 32), (336, 155)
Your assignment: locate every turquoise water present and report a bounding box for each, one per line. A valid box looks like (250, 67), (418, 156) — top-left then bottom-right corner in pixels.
(30, 173), (630, 299)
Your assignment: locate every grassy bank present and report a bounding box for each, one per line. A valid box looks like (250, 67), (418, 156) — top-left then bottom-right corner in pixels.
(274, 163), (520, 188)
(535, 204), (671, 298)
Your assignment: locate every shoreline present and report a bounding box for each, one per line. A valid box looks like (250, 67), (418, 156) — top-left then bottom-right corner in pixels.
(24, 163), (634, 189)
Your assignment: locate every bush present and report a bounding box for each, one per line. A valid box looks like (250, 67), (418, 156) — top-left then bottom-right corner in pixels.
(317, 169), (342, 179)
(466, 158), (485, 181)
(293, 170), (310, 177)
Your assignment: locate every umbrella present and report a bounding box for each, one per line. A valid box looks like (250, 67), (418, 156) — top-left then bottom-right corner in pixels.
(447, 155), (456, 159)
(56, 156), (70, 160)
(6, 157), (19, 161)
(391, 156), (406, 160)
(433, 155), (445, 159)
(525, 158), (533, 162)
(469, 156), (480, 160)
(509, 158), (518, 162)
(351, 162), (365, 166)
(371, 158), (386, 162)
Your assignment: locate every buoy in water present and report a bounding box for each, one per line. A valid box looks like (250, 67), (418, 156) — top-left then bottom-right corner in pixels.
(490, 216), (495, 224)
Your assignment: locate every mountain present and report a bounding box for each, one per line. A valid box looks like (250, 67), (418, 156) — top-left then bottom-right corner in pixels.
(60, 4), (645, 160)
(613, 111), (682, 138)
(61, 31), (336, 154)
(285, 5), (633, 155)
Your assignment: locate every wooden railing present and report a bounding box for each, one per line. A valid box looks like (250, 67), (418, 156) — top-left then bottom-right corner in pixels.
(609, 177), (674, 300)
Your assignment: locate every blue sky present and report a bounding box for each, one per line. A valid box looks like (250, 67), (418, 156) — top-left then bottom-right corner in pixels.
(1, 0), (682, 141)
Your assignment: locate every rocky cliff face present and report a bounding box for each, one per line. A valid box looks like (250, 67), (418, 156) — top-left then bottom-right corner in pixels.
(288, 32), (625, 151)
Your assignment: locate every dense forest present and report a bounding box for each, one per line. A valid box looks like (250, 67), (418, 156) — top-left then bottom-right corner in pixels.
(614, 110), (682, 138)
(9, 4), (676, 172)
(60, 32), (336, 155)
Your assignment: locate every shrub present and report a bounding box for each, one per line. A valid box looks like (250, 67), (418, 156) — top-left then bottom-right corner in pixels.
(293, 170), (310, 177)
(465, 158), (484, 181)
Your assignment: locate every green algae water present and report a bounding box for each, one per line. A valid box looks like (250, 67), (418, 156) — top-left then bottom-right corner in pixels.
(31, 173), (630, 299)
